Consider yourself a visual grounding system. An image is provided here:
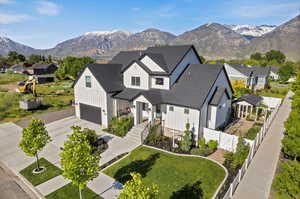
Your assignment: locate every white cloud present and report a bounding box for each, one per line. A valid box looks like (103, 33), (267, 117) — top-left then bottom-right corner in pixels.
(0, 0), (13, 4)
(236, 3), (300, 18)
(36, 0), (61, 16)
(132, 7), (141, 12)
(0, 12), (31, 24)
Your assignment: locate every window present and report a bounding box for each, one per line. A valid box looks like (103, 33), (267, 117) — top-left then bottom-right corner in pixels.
(155, 78), (164, 85)
(169, 106), (174, 112)
(142, 103), (147, 111)
(131, 76), (140, 86)
(85, 76), (91, 88)
(184, 108), (189, 114)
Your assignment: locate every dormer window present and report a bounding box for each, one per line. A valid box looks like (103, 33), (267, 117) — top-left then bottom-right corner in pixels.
(131, 76), (140, 86)
(155, 78), (164, 85)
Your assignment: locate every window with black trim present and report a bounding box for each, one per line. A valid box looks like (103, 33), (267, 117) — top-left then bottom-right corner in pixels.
(169, 106), (174, 112)
(85, 76), (91, 88)
(142, 103), (147, 111)
(131, 76), (140, 86)
(184, 108), (189, 114)
(155, 78), (164, 85)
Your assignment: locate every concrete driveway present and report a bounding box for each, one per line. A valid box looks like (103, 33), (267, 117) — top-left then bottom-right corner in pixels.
(0, 116), (140, 198)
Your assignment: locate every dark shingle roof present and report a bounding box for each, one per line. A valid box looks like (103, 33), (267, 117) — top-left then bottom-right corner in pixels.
(227, 64), (253, 76)
(74, 64), (123, 93)
(143, 53), (168, 72)
(109, 51), (143, 69)
(237, 94), (263, 106)
(209, 88), (229, 106)
(270, 66), (280, 73)
(251, 66), (270, 77)
(113, 88), (143, 101)
(144, 45), (195, 74)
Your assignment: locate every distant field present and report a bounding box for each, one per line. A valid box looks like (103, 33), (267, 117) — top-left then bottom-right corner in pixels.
(0, 73), (26, 85)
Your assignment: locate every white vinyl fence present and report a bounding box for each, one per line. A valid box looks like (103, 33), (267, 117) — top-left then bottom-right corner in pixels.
(216, 101), (281, 199)
(203, 129), (253, 152)
(261, 96), (282, 108)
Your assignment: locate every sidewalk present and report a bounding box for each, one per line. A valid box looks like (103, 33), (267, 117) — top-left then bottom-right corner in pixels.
(233, 92), (293, 199)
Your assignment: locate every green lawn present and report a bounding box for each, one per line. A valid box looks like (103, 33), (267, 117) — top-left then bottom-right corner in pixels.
(104, 146), (226, 199)
(20, 158), (62, 186)
(0, 80), (74, 123)
(46, 183), (103, 199)
(256, 87), (289, 99)
(0, 73), (27, 84)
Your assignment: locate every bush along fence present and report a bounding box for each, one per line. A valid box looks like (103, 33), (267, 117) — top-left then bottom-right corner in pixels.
(216, 99), (282, 199)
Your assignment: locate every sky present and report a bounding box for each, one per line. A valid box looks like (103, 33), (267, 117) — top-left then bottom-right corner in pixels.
(0, 0), (299, 49)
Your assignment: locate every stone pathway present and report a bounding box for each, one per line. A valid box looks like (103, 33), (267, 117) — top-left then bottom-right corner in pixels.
(233, 92), (293, 199)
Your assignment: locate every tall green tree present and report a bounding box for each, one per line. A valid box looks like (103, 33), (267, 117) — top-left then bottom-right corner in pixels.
(279, 64), (294, 82)
(60, 126), (100, 199)
(28, 54), (43, 64)
(55, 56), (95, 80)
(265, 50), (286, 64)
(19, 119), (51, 171)
(250, 52), (264, 61)
(118, 172), (159, 199)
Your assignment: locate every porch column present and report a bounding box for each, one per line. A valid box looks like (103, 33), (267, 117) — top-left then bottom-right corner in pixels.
(238, 104), (241, 118)
(255, 107), (258, 121)
(239, 105), (242, 118)
(245, 105), (249, 118)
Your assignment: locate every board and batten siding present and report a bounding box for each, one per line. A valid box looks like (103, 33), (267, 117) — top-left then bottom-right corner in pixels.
(162, 104), (200, 137)
(170, 48), (201, 85)
(199, 69), (232, 136)
(123, 62), (150, 90)
(74, 67), (110, 127)
(150, 76), (170, 90)
(140, 55), (165, 72)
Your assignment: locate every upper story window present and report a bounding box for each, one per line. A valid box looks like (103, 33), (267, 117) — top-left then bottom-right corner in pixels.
(85, 76), (91, 88)
(155, 78), (164, 85)
(184, 108), (189, 114)
(169, 106), (174, 112)
(131, 76), (140, 86)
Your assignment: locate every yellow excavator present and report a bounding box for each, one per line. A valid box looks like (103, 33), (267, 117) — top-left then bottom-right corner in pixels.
(16, 76), (37, 97)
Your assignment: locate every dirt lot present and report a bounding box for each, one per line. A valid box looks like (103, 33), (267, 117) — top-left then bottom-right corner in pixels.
(0, 82), (18, 92)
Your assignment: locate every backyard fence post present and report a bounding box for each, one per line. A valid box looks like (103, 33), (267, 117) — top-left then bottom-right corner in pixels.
(238, 169), (242, 182)
(230, 183), (233, 198)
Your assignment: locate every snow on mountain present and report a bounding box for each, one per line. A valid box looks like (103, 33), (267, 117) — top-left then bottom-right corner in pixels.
(227, 25), (276, 37)
(84, 30), (132, 37)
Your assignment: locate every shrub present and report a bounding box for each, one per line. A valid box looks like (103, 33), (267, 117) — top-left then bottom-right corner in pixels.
(180, 123), (193, 152)
(245, 127), (260, 140)
(190, 147), (214, 156)
(198, 138), (206, 149)
(145, 125), (160, 145)
(207, 140), (218, 151)
(107, 117), (134, 137)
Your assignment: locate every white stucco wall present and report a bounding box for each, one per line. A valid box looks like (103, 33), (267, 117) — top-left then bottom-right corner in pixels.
(199, 69), (233, 136)
(170, 48), (201, 85)
(140, 55), (165, 72)
(162, 104), (200, 137)
(150, 76), (170, 90)
(123, 62), (150, 90)
(74, 67), (110, 126)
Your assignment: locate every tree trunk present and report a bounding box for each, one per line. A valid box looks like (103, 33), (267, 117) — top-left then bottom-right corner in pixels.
(35, 153), (40, 170)
(79, 186), (83, 199)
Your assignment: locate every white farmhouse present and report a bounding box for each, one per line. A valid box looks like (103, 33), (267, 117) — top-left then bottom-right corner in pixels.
(73, 45), (233, 140)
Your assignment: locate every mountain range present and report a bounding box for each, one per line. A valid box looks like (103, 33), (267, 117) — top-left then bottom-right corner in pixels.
(0, 15), (299, 61)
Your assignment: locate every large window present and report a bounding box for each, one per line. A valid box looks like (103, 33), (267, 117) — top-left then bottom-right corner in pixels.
(155, 78), (164, 85)
(85, 76), (91, 88)
(184, 108), (189, 114)
(131, 76), (140, 86)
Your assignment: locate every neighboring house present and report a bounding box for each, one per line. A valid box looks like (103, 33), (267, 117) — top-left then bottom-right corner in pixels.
(235, 94), (263, 107)
(224, 63), (270, 90)
(74, 45), (233, 141)
(10, 62), (32, 74)
(26, 63), (57, 75)
(269, 66), (280, 81)
(0, 65), (9, 73)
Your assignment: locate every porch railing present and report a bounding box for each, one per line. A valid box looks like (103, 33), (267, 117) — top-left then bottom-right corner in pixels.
(141, 122), (150, 144)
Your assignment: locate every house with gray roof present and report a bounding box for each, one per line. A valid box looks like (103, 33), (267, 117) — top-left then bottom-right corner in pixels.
(224, 63), (270, 90)
(74, 45), (233, 140)
(269, 66), (280, 80)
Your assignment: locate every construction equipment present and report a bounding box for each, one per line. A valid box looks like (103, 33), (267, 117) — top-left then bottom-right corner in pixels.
(16, 76), (37, 97)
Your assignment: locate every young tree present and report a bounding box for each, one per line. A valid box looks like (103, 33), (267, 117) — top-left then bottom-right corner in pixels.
(19, 119), (51, 171)
(118, 172), (159, 199)
(60, 126), (100, 199)
(180, 123), (193, 152)
(273, 161), (300, 199)
(224, 137), (249, 170)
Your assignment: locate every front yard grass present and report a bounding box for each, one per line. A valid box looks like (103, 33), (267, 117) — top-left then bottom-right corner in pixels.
(46, 183), (103, 199)
(20, 158), (62, 186)
(104, 146), (226, 199)
(0, 73), (27, 84)
(256, 87), (289, 99)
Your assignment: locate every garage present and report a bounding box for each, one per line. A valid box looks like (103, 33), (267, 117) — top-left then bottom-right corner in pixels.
(79, 103), (102, 125)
